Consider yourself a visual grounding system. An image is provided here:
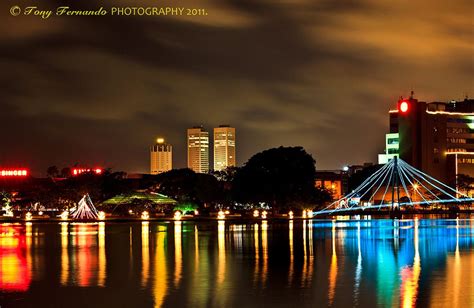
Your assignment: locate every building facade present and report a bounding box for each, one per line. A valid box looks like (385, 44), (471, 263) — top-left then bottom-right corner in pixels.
(213, 125), (236, 171)
(315, 170), (348, 201)
(187, 126), (209, 173)
(380, 95), (474, 191)
(150, 138), (172, 174)
(378, 132), (399, 164)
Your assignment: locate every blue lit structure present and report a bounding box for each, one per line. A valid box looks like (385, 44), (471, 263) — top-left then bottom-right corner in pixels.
(314, 157), (474, 216)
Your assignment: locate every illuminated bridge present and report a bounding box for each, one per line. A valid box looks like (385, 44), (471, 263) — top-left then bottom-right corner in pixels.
(313, 157), (474, 216)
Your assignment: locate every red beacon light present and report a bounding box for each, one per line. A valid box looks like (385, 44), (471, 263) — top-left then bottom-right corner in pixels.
(399, 101), (409, 113)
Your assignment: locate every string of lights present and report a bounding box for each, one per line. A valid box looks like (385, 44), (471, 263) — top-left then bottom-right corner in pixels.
(313, 158), (474, 216)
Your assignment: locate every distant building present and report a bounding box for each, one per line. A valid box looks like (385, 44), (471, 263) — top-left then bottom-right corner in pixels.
(187, 126), (209, 173)
(315, 169), (351, 200)
(378, 132), (399, 164)
(150, 138), (172, 174)
(379, 94), (474, 190)
(213, 125), (236, 171)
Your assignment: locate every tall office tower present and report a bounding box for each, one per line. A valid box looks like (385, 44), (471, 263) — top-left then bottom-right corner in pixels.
(150, 138), (172, 174)
(187, 126), (209, 173)
(213, 125), (236, 171)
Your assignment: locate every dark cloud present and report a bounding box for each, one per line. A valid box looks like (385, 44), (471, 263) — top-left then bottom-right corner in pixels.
(0, 0), (472, 175)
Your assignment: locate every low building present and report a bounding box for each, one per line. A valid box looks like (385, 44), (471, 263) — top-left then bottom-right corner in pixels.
(315, 170), (348, 200)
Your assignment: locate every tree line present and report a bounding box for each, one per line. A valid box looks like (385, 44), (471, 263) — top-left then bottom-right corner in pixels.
(3, 146), (333, 212)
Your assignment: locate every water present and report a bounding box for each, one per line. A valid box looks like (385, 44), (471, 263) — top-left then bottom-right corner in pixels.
(0, 219), (473, 307)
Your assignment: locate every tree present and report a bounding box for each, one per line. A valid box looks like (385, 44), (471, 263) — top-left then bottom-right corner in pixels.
(152, 168), (222, 207)
(232, 146), (326, 210)
(211, 166), (240, 182)
(457, 174), (474, 196)
(46, 166), (59, 178)
(60, 167), (71, 178)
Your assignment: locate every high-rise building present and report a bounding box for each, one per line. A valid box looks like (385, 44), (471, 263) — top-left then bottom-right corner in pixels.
(213, 125), (236, 171)
(378, 94), (474, 191)
(187, 126), (209, 173)
(150, 138), (172, 174)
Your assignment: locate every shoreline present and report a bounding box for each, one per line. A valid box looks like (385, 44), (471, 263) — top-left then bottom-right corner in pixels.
(1, 210), (473, 223)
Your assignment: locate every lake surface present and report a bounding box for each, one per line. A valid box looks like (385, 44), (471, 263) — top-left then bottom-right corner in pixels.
(0, 218), (473, 307)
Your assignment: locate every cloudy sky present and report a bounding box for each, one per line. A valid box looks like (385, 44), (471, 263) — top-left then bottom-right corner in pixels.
(0, 0), (472, 175)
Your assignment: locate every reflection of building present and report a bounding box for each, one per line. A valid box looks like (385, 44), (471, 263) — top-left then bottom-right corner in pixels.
(187, 126), (209, 173)
(61, 223), (106, 287)
(213, 125), (236, 171)
(0, 225), (31, 291)
(150, 138), (172, 174)
(315, 170), (349, 200)
(379, 94), (474, 189)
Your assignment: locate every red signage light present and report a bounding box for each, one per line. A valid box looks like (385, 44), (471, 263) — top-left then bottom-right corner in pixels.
(72, 168), (103, 176)
(0, 169), (28, 177)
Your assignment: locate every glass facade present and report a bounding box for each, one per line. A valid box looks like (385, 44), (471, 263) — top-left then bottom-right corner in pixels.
(187, 127), (209, 173)
(213, 126), (236, 171)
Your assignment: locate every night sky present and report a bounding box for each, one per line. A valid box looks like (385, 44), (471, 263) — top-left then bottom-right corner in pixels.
(1, 0), (472, 176)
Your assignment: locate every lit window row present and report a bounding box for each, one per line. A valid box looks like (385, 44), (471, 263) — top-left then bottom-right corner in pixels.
(458, 158), (474, 164)
(447, 138), (467, 144)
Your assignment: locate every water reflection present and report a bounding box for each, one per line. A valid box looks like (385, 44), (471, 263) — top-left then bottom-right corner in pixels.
(302, 220), (313, 287)
(0, 219), (473, 308)
(353, 221), (362, 305)
(215, 220), (227, 307)
(60, 222), (69, 285)
(217, 220), (225, 286)
(328, 220), (338, 305)
(430, 219), (474, 308)
(142, 221), (149, 287)
(400, 219), (421, 308)
(174, 221), (182, 288)
(261, 220), (268, 287)
(288, 220), (294, 286)
(153, 225), (167, 308)
(253, 223), (259, 287)
(0, 224), (31, 291)
(61, 223), (108, 287)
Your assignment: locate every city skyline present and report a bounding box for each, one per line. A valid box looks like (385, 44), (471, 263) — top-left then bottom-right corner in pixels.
(1, 1), (472, 307)
(3, 97), (474, 176)
(1, 0), (471, 175)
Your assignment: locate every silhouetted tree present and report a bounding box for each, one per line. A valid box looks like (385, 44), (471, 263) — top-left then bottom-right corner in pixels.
(232, 146), (328, 210)
(153, 168), (222, 207)
(211, 166), (240, 182)
(60, 167), (71, 178)
(46, 166), (59, 178)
